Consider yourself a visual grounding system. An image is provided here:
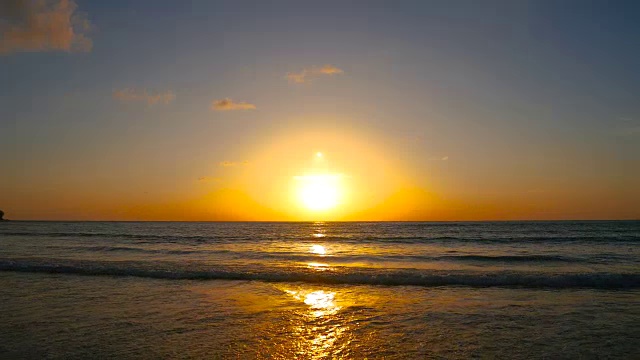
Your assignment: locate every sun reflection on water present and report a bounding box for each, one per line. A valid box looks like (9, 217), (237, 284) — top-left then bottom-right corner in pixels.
(279, 286), (355, 358)
(305, 290), (340, 317)
(307, 262), (330, 271)
(285, 289), (341, 317)
(312, 222), (327, 239)
(310, 244), (326, 255)
(308, 244), (330, 271)
(276, 222), (355, 358)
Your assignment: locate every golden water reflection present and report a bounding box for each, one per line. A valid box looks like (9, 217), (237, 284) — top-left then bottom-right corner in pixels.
(312, 222), (327, 239)
(310, 244), (326, 255)
(308, 244), (330, 271)
(283, 287), (350, 358)
(307, 262), (330, 271)
(286, 289), (341, 317)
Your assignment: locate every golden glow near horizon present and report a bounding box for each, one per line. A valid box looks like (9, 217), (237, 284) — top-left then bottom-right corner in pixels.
(296, 174), (343, 211)
(294, 151), (343, 212)
(226, 128), (413, 221)
(27, 127), (422, 221)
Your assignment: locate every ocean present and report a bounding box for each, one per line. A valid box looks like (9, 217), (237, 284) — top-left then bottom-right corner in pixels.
(1, 221), (638, 359)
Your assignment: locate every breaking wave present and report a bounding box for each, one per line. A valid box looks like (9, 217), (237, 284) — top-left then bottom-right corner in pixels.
(1, 231), (638, 244)
(1, 259), (637, 289)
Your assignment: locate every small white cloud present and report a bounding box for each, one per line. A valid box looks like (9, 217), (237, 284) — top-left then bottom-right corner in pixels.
(286, 64), (344, 84)
(212, 98), (256, 111)
(318, 64), (343, 75)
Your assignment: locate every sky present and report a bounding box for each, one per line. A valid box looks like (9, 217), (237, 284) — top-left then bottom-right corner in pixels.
(1, 0), (639, 221)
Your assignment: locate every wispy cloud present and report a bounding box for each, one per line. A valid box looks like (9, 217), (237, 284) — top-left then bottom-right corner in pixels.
(219, 161), (237, 167)
(286, 64), (344, 84)
(624, 126), (640, 135)
(212, 98), (256, 111)
(428, 155), (449, 161)
(615, 117), (640, 136)
(286, 72), (307, 84)
(219, 161), (249, 167)
(318, 64), (343, 75)
(113, 88), (176, 106)
(0, 0), (93, 55)
(197, 176), (222, 182)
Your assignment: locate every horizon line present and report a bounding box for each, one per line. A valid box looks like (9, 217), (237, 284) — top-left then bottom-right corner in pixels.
(2, 219), (638, 223)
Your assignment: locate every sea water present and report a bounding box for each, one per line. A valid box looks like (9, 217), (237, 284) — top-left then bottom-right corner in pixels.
(1, 221), (638, 358)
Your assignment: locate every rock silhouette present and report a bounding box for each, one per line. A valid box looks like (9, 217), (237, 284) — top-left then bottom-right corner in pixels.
(0, 210), (5, 220)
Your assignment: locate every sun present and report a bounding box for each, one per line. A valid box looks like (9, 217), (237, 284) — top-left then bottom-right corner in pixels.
(297, 174), (341, 211)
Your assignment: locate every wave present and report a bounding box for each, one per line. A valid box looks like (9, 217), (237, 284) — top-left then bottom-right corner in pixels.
(435, 254), (587, 263)
(350, 235), (640, 244)
(77, 246), (206, 255)
(0, 259), (637, 289)
(1, 231), (638, 244)
(37, 246), (605, 265)
(42, 244), (629, 264)
(0, 232), (232, 242)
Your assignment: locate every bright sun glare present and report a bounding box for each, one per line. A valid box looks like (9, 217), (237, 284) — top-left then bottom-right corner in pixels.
(297, 174), (341, 211)
(310, 244), (326, 254)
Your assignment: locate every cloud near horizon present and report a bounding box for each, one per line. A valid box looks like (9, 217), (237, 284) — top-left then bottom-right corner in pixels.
(286, 64), (344, 84)
(113, 88), (176, 106)
(198, 176), (222, 182)
(0, 0), (93, 54)
(212, 98), (256, 111)
(219, 161), (249, 167)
